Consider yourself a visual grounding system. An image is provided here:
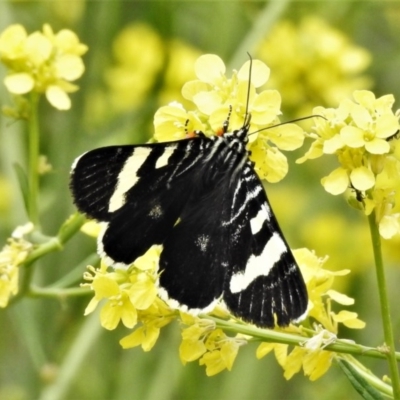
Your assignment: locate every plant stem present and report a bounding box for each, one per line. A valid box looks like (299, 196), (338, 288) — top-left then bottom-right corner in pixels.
(11, 213), (86, 304)
(24, 213), (86, 265)
(28, 286), (92, 298)
(229, 0), (290, 69)
(206, 315), (400, 362)
(28, 92), (40, 226)
(339, 354), (394, 397)
(368, 211), (400, 398)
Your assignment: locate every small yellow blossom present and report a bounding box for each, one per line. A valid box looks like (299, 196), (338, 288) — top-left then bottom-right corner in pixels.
(154, 54), (305, 183)
(83, 246), (162, 330)
(179, 314), (245, 376)
(84, 245), (174, 350)
(0, 24), (87, 110)
(0, 222), (34, 307)
(120, 298), (174, 352)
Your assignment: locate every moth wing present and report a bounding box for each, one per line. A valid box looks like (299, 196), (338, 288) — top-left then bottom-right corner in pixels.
(158, 175), (232, 312)
(223, 164), (308, 327)
(70, 141), (205, 265)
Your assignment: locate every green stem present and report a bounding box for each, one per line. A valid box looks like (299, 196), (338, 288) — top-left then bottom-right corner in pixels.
(28, 286), (92, 298)
(368, 211), (400, 398)
(11, 213), (87, 304)
(229, 0), (290, 69)
(24, 213), (86, 265)
(339, 354), (393, 397)
(28, 92), (40, 226)
(205, 315), (400, 362)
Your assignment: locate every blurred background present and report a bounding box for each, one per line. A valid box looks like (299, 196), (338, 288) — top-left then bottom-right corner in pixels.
(1, 1), (400, 399)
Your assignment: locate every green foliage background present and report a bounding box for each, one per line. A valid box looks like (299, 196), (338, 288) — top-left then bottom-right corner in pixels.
(1, 1), (400, 399)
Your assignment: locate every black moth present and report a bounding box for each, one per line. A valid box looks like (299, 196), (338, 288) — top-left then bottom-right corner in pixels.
(70, 108), (308, 328)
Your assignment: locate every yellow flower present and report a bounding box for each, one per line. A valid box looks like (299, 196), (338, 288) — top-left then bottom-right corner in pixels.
(364, 186), (400, 239)
(300, 90), (400, 238)
(178, 313), (245, 376)
(179, 314), (214, 364)
(257, 17), (372, 115)
(154, 54), (305, 183)
(181, 54), (277, 133)
(153, 102), (205, 142)
(295, 248), (365, 333)
(83, 246), (163, 330)
(120, 298), (174, 352)
(0, 222), (34, 307)
(0, 24), (87, 110)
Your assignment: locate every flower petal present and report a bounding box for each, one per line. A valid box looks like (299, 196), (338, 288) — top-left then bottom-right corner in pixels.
(379, 214), (400, 239)
(55, 54), (85, 81)
(237, 59), (270, 87)
(375, 114), (399, 139)
(266, 124), (304, 151)
(46, 85), (71, 110)
(365, 138), (390, 154)
(349, 167), (375, 191)
(195, 54), (225, 84)
(4, 73), (34, 94)
(340, 126), (365, 148)
(323, 135), (345, 154)
(326, 289), (354, 305)
(321, 167), (349, 195)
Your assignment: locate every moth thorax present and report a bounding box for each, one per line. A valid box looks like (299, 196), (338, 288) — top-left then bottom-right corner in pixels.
(232, 126), (249, 142)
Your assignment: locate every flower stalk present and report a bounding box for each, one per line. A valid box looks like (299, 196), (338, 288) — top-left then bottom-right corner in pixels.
(368, 211), (400, 398)
(206, 315), (400, 362)
(27, 92), (40, 226)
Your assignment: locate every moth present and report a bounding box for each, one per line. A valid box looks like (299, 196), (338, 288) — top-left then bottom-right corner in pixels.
(70, 104), (308, 329)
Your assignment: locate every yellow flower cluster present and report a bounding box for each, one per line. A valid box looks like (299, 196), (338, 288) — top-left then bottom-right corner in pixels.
(299, 90), (400, 238)
(83, 246), (174, 345)
(0, 223), (34, 307)
(257, 248), (365, 381)
(257, 17), (372, 115)
(154, 54), (304, 183)
(0, 24), (87, 110)
(179, 313), (245, 376)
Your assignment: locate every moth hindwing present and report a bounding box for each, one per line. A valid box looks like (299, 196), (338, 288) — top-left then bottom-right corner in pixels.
(70, 119), (308, 328)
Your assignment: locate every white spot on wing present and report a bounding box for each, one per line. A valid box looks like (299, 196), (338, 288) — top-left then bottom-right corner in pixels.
(148, 204), (163, 219)
(195, 234), (210, 252)
(229, 232), (287, 293)
(250, 203), (271, 234)
(108, 147), (152, 212)
(155, 149), (173, 169)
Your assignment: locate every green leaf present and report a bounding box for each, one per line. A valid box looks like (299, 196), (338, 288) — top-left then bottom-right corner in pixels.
(13, 162), (30, 214)
(338, 359), (385, 400)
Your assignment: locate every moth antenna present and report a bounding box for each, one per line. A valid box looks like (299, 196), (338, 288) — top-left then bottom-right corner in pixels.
(248, 114), (327, 137)
(244, 52), (253, 127)
(222, 105), (233, 134)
